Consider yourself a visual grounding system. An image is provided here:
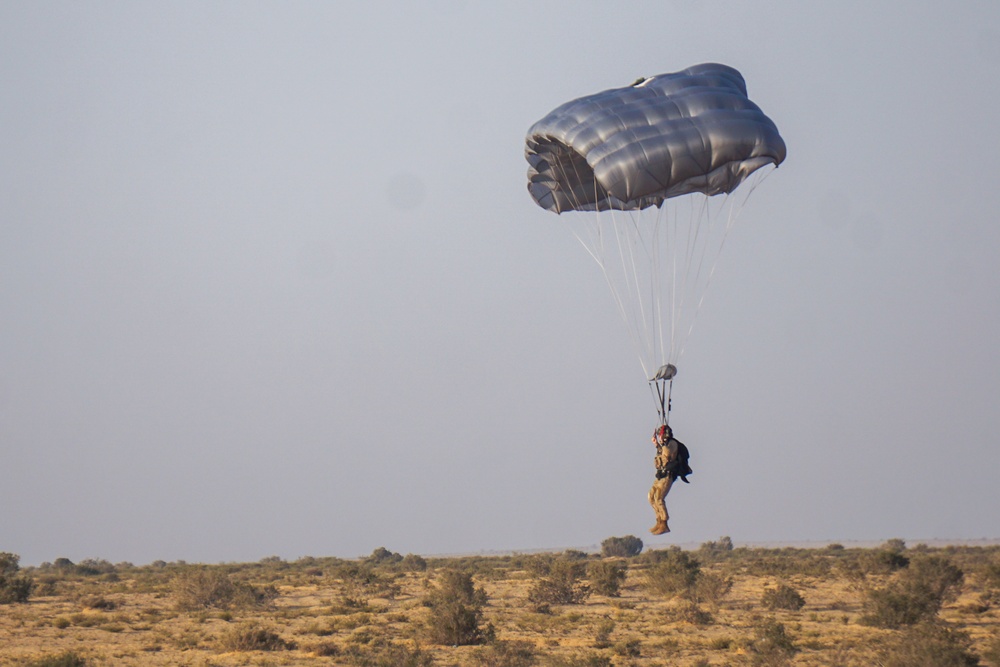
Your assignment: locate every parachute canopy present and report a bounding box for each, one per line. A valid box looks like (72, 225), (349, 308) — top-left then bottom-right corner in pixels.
(526, 63), (786, 214)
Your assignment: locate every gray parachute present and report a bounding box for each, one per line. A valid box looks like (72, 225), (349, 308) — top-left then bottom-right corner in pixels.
(525, 63), (786, 213)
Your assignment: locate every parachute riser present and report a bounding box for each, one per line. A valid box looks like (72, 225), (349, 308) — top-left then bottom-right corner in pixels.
(649, 362), (677, 425)
(651, 377), (674, 427)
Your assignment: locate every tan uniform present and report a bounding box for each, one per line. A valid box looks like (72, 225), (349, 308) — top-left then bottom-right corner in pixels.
(648, 437), (678, 527)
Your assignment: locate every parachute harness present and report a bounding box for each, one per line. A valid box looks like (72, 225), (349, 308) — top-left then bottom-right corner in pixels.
(651, 378), (674, 426)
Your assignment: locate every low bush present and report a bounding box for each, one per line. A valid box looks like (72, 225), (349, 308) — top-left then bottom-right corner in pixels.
(470, 639), (537, 667)
(424, 569), (492, 645)
(527, 559), (590, 608)
(860, 555), (964, 628)
(860, 547), (910, 575)
(691, 571), (733, 608)
(74, 559), (116, 577)
(669, 598), (714, 625)
(600, 535), (643, 558)
(342, 640), (434, 667)
(588, 560), (627, 597)
(366, 547), (403, 566)
(78, 595), (118, 611)
(612, 637), (641, 657)
(643, 548), (700, 598)
(761, 583), (806, 611)
(172, 569), (278, 610)
(593, 618), (615, 648)
(218, 622), (293, 651)
(545, 652), (612, 667)
(745, 617), (798, 666)
(22, 652), (88, 667)
(0, 552), (34, 604)
(401, 554), (428, 571)
(699, 536), (735, 558)
(876, 622), (978, 667)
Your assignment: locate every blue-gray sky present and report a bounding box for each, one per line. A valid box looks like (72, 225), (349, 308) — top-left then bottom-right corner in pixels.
(3, 1), (999, 565)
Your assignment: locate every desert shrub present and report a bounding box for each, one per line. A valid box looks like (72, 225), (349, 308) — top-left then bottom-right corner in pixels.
(861, 555), (964, 628)
(643, 548), (700, 598)
(861, 586), (936, 628)
(859, 542), (910, 575)
(699, 536), (735, 558)
(78, 594), (118, 611)
(523, 554), (555, 578)
(691, 571), (733, 608)
(22, 652), (89, 667)
(342, 567), (402, 602)
(981, 555), (1000, 587)
(745, 617), (798, 666)
(728, 549), (832, 578)
(424, 569), (492, 645)
(401, 554), (428, 571)
(601, 535), (643, 558)
(670, 598), (714, 625)
(366, 547), (403, 566)
(908, 555), (965, 601)
(761, 583), (806, 611)
(876, 622), (978, 667)
(218, 622), (293, 651)
(593, 618), (615, 648)
(173, 569), (278, 610)
(612, 637), (641, 657)
(74, 558), (116, 576)
(545, 652), (612, 667)
(0, 552), (34, 603)
(709, 636), (734, 650)
(471, 639), (537, 667)
(882, 538), (907, 552)
(588, 560), (627, 597)
(342, 639), (434, 667)
(312, 641), (340, 657)
(258, 555), (284, 565)
(527, 559), (591, 608)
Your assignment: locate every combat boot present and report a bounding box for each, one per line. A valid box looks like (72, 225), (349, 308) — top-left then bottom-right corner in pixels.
(650, 520), (669, 535)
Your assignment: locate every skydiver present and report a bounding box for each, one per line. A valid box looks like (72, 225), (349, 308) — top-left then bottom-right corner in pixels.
(648, 423), (691, 535)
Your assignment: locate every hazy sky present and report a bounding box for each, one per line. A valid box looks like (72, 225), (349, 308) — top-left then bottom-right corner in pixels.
(3, 2), (999, 566)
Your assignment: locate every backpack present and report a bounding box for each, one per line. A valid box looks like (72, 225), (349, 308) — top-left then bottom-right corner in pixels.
(672, 440), (693, 483)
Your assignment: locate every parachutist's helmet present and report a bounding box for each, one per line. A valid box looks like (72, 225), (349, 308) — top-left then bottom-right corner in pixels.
(654, 424), (672, 442)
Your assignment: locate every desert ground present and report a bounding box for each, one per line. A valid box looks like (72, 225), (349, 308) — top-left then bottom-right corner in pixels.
(2, 539), (999, 666)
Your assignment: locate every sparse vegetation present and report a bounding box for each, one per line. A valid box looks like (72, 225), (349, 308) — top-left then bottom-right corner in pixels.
(601, 535), (643, 558)
(471, 639), (537, 667)
(172, 568), (278, 610)
(588, 560), (627, 597)
(691, 570), (733, 608)
(877, 622), (979, 667)
(761, 582), (806, 611)
(860, 554), (964, 627)
(643, 547), (700, 597)
(218, 622), (294, 651)
(745, 617), (798, 666)
(424, 568), (492, 645)
(528, 558), (591, 608)
(0, 552), (34, 604)
(22, 652), (89, 667)
(1, 542), (999, 666)
(699, 535), (735, 557)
